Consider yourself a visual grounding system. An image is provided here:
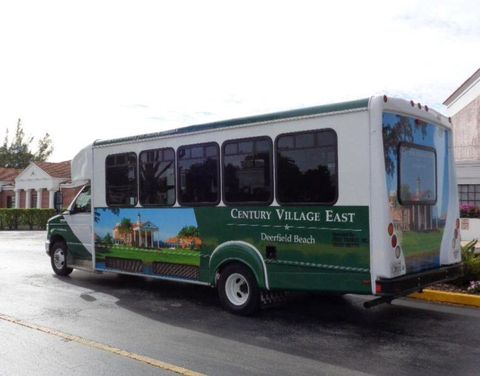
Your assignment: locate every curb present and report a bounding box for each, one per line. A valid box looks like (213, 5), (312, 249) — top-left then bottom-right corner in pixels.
(409, 289), (480, 308)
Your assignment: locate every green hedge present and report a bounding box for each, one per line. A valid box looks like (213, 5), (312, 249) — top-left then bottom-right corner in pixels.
(0, 209), (57, 230)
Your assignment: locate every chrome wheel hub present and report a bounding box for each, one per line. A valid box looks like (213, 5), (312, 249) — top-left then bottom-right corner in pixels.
(225, 273), (249, 306)
(53, 248), (65, 270)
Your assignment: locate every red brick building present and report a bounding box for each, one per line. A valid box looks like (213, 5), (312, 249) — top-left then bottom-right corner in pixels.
(0, 161), (83, 209)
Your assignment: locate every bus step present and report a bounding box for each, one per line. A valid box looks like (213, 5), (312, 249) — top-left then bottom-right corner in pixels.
(261, 291), (287, 307)
(152, 262), (199, 280)
(105, 257), (143, 273)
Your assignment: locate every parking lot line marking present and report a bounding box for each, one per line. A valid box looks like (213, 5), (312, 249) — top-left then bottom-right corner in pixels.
(0, 313), (206, 376)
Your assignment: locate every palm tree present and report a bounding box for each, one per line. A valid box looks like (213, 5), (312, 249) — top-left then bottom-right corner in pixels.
(117, 218), (133, 244)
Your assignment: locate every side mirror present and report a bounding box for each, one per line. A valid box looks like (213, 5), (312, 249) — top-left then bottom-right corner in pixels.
(54, 191), (63, 213)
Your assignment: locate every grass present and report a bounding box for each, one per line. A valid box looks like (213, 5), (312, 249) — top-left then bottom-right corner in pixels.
(96, 245), (200, 266)
(401, 230), (443, 257)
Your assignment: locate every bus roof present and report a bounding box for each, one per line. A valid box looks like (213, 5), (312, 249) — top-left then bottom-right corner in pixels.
(94, 98), (369, 147)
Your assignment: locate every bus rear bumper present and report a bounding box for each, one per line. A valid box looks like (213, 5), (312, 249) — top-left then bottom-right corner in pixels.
(375, 263), (463, 296)
(364, 263), (463, 308)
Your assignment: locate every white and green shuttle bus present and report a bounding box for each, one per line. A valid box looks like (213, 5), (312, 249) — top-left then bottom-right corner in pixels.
(46, 96), (463, 314)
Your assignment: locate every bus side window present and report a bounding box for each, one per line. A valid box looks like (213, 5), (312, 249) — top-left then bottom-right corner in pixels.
(177, 143), (220, 205)
(72, 186), (91, 213)
(105, 152), (138, 206)
(276, 129), (338, 205)
(139, 147), (175, 206)
(222, 136), (273, 205)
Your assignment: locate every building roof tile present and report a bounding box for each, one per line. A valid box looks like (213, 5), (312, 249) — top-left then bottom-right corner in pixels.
(0, 167), (21, 181)
(35, 161), (71, 179)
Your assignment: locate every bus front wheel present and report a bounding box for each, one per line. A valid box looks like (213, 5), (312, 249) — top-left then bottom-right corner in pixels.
(51, 242), (73, 276)
(217, 263), (260, 315)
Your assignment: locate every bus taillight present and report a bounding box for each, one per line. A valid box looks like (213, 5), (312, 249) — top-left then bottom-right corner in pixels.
(387, 223), (394, 236)
(391, 235), (398, 248)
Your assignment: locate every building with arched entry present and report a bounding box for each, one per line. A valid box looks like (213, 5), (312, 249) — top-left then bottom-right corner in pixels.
(0, 161), (83, 209)
(113, 213), (160, 248)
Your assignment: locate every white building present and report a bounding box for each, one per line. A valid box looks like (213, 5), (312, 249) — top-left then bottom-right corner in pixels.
(0, 161), (82, 209)
(443, 68), (480, 207)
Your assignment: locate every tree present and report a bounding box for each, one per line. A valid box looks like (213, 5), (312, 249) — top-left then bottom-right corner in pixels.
(35, 132), (54, 162)
(0, 118), (54, 168)
(117, 218), (132, 234)
(102, 233), (114, 245)
(382, 114), (427, 177)
(178, 225), (199, 238)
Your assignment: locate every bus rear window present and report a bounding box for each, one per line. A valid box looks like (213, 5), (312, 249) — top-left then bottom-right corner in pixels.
(398, 143), (436, 205)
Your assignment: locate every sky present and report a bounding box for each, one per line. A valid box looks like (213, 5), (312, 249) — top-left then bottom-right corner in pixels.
(0, 0), (479, 162)
(95, 208), (197, 241)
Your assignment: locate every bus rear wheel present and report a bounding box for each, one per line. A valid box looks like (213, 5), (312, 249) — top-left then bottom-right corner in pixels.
(51, 242), (73, 276)
(217, 263), (260, 315)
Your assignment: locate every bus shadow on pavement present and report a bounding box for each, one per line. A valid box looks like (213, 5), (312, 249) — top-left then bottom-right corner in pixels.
(53, 269), (462, 367)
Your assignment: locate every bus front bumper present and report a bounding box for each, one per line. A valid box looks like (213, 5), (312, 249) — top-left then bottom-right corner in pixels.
(375, 263), (464, 296)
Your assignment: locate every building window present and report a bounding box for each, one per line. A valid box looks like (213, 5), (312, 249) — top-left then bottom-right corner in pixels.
(139, 148), (175, 206)
(223, 137), (272, 204)
(177, 143), (219, 205)
(6, 195), (14, 208)
(459, 184), (480, 207)
(105, 152), (138, 206)
(276, 129), (338, 204)
(31, 191), (37, 209)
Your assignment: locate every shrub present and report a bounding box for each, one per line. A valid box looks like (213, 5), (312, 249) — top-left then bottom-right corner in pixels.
(35, 209), (57, 229)
(451, 239), (480, 286)
(460, 204), (480, 218)
(1, 209), (22, 230)
(21, 209), (35, 230)
(0, 209), (56, 230)
(467, 281), (480, 293)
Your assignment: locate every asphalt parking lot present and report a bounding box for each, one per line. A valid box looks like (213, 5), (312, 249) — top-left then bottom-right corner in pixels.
(1, 231), (480, 376)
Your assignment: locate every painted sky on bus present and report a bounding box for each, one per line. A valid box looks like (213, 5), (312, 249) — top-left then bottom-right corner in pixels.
(0, 0), (479, 162)
(95, 208), (197, 242)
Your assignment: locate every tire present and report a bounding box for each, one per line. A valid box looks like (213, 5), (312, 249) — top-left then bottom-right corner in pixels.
(217, 263), (260, 315)
(50, 241), (73, 276)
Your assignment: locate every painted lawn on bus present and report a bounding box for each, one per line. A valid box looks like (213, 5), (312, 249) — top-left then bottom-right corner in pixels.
(96, 245), (200, 266)
(401, 230), (443, 256)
